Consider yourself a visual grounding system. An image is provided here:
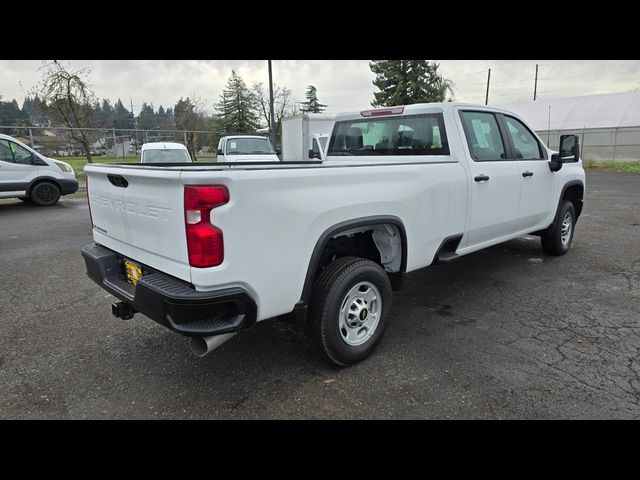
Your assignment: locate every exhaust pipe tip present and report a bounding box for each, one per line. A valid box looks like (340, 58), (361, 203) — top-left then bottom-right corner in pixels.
(190, 337), (209, 357)
(190, 332), (237, 357)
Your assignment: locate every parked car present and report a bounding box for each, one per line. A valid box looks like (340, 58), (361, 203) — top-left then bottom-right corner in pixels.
(0, 133), (78, 206)
(216, 135), (280, 162)
(81, 102), (584, 366)
(140, 142), (192, 163)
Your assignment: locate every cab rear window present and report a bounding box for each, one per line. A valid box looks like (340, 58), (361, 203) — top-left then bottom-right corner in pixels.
(327, 113), (449, 156)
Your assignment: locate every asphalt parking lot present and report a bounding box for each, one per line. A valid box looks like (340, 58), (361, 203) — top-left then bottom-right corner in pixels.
(1, 171), (639, 419)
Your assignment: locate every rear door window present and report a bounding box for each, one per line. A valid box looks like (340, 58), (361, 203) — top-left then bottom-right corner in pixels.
(327, 113), (449, 156)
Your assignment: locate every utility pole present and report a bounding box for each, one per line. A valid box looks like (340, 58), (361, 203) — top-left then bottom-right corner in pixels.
(268, 60), (277, 149)
(130, 98), (136, 153)
(534, 64), (539, 101)
(485, 69), (491, 105)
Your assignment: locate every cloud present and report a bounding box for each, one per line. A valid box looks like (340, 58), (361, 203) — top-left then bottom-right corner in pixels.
(1, 60), (638, 114)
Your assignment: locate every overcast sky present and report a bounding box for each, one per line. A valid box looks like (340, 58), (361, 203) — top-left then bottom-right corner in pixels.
(1, 60), (639, 114)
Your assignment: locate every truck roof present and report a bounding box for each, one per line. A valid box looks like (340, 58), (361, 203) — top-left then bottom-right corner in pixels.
(334, 102), (520, 122)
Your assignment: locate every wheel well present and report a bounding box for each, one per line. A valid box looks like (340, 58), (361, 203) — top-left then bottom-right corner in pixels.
(563, 184), (584, 219)
(316, 223), (405, 290)
(299, 218), (407, 306)
(28, 178), (61, 196)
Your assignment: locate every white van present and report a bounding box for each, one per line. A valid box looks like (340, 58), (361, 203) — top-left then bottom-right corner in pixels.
(140, 142), (193, 163)
(0, 133), (78, 206)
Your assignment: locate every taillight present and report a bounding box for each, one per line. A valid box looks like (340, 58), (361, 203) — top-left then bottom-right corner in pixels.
(360, 106), (404, 117)
(86, 175), (93, 227)
(184, 185), (229, 268)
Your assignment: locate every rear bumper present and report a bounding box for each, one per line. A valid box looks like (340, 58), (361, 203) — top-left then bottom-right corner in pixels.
(81, 243), (257, 336)
(60, 178), (79, 195)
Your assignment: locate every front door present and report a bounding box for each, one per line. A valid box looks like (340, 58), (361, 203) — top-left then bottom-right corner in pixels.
(0, 139), (36, 195)
(458, 109), (522, 247)
(499, 114), (556, 229)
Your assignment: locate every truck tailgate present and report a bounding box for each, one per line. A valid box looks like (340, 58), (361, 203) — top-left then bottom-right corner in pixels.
(85, 165), (191, 282)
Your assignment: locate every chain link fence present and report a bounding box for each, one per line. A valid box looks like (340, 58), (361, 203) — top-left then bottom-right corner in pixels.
(536, 126), (640, 165)
(9, 124), (637, 166)
(0, 125), (233, 162)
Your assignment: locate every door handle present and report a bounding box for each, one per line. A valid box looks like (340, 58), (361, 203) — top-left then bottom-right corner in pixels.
(522, 171), (534, 177)
(474, 174), (490, 182)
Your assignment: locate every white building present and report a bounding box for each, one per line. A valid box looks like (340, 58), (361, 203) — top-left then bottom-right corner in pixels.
(496, 91), (640, 163)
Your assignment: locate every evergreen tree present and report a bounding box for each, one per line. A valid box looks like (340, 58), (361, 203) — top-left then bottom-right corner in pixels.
(214, 70), (259, 133)
(300, 85), (327, 113)
(100, 99), (115, 128)
(113, 99), (133, 130)
(162, 107), (174, 130)
(369, 60), (454, 107)
(0, 98), (28, 134)
(138, 102), (156, 130)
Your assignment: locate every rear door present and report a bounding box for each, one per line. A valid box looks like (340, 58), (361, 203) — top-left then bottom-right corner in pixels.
(457, 109), (522, 247)
(498, 114), (556, 230)
(0, 139), (37, 195)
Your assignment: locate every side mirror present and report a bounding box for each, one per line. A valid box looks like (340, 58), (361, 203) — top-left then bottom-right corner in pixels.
(549, 134), (580, 172)
(275, 148), (281, 155)
(559, 134), (580, 162)
(216, 148), (223, 156)
(308, 149), (315, 159)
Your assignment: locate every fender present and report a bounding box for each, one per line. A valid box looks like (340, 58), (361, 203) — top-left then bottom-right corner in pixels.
(27, 176), (79, 195)
(27, 176), (63, 193)
(542, 180), (584, 234)
(299, 215), (408, 307)
(557, 179), (584, 218)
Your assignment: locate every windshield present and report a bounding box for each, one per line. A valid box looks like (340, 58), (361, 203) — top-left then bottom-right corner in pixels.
(226, 138), (274, 155)
(327, 113), (449, 156)
(141, 149), (191, 163)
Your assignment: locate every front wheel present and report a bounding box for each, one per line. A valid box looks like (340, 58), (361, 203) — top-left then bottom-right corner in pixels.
(30, 182), (61, 206)
(541, 200), (576, 256)
(305, 256), (393, 366)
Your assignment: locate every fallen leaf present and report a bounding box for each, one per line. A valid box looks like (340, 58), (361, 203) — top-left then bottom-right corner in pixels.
(324, 378), (335, 384)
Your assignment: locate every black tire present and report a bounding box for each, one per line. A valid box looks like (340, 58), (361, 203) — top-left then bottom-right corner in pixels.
(541, 200), (576, 256)
(30, 182), (61, 206)
(305, 256), (393, 367)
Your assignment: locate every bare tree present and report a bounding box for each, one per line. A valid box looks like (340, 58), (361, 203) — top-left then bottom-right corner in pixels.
(175, 95), (209, 161)
(253, 82), (299, 136)
(33, 61), (98, 163)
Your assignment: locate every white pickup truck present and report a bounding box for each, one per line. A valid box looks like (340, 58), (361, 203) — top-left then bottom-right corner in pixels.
(81, 102), (585, 366)
(215, 135), (280, 162)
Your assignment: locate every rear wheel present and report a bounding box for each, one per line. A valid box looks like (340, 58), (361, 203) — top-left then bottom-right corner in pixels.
(541, 200), (575, 256)
(305, 256), (392, 366)
(30, 182), (61, 206)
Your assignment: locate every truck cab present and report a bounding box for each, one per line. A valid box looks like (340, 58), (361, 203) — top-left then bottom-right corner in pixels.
(216, 135), (280, 162)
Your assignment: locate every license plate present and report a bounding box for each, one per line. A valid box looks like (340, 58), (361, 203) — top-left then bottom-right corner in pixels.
(123, 259), (142, 286)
